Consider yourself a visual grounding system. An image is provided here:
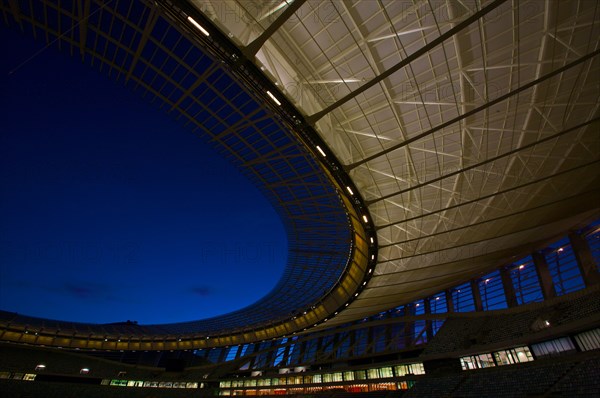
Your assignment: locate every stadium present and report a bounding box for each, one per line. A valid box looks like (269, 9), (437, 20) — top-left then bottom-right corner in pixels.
(1, 0), (599, 396)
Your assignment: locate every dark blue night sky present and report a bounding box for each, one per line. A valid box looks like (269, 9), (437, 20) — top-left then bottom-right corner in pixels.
(0, 26), (287, 325)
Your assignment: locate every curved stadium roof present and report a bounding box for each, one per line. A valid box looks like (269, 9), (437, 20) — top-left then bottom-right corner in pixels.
(0, 0), (598, 349)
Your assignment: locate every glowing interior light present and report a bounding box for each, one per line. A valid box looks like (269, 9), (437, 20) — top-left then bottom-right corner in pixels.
(545, 320), (551, 326)
(316, 145), (326, 157)
(362, 215), (368, 223)
(363, 281), (367, 286)
(345, 303), (349, 306)
(371, 254), (375, 260)
(266, 90), (281, 105)
(346, 186), (354, 195)
(558, 247), (564, 252)
(519, 265), (525, 270)
(368, 268), (372, 273)
(370, 237), (374, 243)
(354, 292), (359, 297)
(187, 16), (209, 36)
(485, 278), (490, 284)
(435, 297), (440, 300)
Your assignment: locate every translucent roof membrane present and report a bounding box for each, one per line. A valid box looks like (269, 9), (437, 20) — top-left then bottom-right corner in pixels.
(200, 0), (599, 323)
(1, 0), (598, 341)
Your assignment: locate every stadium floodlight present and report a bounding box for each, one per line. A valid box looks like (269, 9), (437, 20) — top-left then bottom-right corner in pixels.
(266, 91), (281, 106)
(187, 16), (209, 36)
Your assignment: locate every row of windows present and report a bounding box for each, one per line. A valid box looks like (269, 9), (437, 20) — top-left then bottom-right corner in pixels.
(219, 363), (425, 388)
(218, 382), (414, 396)
(0, 372), (36, 381)
(460, 328), (600, 370)
(461, 347), (534, 370)
(0, 371), (203, 390)
(103, 380), (201, 388)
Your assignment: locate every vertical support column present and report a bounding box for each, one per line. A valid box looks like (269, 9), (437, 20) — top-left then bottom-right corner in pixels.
(314, 336), (324, 362)
(569, 231), (600, 286)
(532, 251), (557, 299)
(500, 267), (519, 307)
(247, 350), (257, 370)
(281, 344), (291, 366)
(217, 347), (227, 363)
(384, 324), (393, 352)
(348, 329), (356, 357)
(445, 290), (455, 313)
(366, 326), (375, 355)
(264, 343), (275, 368)
(330, 333), (340, 360)
(404, 303), (415, 348)
(297, 340), (307, 363)
(424, 298), (434, 341)
(471, 280), (483, 312)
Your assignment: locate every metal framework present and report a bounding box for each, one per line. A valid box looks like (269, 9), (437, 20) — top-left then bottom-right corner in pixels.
(0, 0), (376, 349)
(193, 0), (599, 326)
(0, 0), (599, 350)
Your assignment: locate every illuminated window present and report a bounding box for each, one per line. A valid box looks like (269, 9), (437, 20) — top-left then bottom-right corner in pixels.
(575, 328), (600, 351)
(354, 370), (366, 380)
(531, 337), (576, 358)
(460, 353), (495, 370)
(367, 368), (379, 379)
(379, 367), (393, 378)
(493, 346), (534, 365)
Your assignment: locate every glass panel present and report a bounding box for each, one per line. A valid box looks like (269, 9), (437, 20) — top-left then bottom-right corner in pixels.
(509, 256), (544, 305)
(452, 282), (475, 312)
(546, 238), (585, 295)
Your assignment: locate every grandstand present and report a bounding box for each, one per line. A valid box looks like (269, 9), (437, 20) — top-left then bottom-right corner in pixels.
(1, 0), (599, 397)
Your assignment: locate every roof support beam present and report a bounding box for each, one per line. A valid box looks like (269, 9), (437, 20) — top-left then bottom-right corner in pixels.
(125, 3), (159, 82)
(7, 0), (23, 29)
(368, 116), (600, 206)
(306, 0), (508, 125)
(348, 47), (600, 170)
(243, 0), (307, 58)
(76, 0), (90, 60)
